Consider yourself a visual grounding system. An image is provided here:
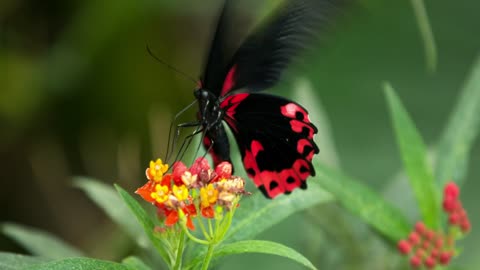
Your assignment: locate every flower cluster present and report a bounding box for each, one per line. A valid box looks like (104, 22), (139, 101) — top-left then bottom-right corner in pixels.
(397, 181), (471, 269)
(135, 157), (248, 230)
(443, 182), (470, 232)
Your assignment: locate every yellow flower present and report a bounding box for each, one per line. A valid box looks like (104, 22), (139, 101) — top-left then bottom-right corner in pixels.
(200, 184), (218, 208)
(172, 185), (188, 201)
(151, 184), (169, 203)
(148, 159), (169, 182)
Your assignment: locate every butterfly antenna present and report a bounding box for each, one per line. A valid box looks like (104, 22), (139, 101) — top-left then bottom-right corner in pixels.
(146, 45), (198, 84)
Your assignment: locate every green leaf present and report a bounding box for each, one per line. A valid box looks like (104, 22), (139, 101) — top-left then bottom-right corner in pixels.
(1, 223), (84, 259)
(188, 240), (318, 270)
(74, 177), (147, 247)
(114, 184), (172, 265)
(384, 83), (440, 229)
(121, 256), (151, 270)
(0, 252), (48, 270)
(435, 55), (480, 187)
(410, 0), (437, 72)
(24, 257), (129, 270)
(314, 161), (411, 241)
(226, 180), (333, 243)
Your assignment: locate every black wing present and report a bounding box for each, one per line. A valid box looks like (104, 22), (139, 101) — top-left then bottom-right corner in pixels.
(204, 0), (334, 98)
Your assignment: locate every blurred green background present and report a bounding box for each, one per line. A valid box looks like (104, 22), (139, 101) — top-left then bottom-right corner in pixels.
(1, 0), (479, 269)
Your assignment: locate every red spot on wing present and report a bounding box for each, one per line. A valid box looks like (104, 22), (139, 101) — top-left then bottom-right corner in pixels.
(220, 65), (237, 96)
(281, 103), (310, 123)
(290, 120), (315, 138)
(297, 139), (316, 160)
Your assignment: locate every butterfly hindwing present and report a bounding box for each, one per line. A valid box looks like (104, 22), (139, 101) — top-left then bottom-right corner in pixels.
(220, 93), (319, 198)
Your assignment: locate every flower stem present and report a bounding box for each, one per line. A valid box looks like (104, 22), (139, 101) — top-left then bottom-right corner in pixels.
(173, 229), (185, 270)
(183, 227), (210, 245)
(197, 215), (211, 240)
(201, 242), (216, 270)
(208, 218), (214, 237)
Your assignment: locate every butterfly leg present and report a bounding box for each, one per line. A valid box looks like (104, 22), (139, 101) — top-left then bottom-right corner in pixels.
(165, 99), (198, 162)
(170, 122), (205, 165)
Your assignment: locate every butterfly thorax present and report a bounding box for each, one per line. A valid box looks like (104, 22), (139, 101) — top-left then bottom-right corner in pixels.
(194, 88), (231, 165)
(194, 88), (224, 129)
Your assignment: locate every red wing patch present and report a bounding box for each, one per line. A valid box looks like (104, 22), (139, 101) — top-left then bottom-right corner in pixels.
(220, 65), (237, 96)
(220, 93), (249, 133)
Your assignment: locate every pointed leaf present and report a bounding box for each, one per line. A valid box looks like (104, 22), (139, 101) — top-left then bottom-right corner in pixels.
(435, 55), (480, 186)
(1, 223), (83, 259)
(314, 161), (411, 241)
(410, 0), (437, 72)
(384, 83), (440, 229)
(0, 252), (48, 270)
(74, 177), (147, 247)
(114, 184), (171, 265)
(188, 240), (317, 270)
(24, 257), (129, 270)
(122, 256), (151, 270)
(226, 180), (333, 243)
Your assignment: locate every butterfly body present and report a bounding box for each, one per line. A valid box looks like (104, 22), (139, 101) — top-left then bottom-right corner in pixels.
(192, 0), (333, 198)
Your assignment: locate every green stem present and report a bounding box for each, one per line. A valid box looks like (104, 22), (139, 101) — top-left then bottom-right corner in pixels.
(201, 242), (216, 270)
(173, 229), (186, 270)
(208, 218), (214, 237)
(197, 215), (211, 240)
(183, 227), (210, 245)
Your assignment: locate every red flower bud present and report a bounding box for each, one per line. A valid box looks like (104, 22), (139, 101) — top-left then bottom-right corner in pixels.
(410, 255), (422, 268)
(397, 240), (411, 254)
(215, 161), (232, 179)
(443, 196), (456, 213)
(449, 212), (460, 225)
(460, 219), (471, 233)
(172, 162), (187, 184)
(190, 157), (210, 175)
(444, 181), (460, 200)
(415, 222), (426, 234)
(439, 251), (452, 265)
(424, 255), (436, 269)
(408, 232), (421, 245)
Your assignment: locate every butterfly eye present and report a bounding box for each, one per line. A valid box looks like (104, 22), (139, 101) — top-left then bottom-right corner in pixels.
(201, 90), (209, 99)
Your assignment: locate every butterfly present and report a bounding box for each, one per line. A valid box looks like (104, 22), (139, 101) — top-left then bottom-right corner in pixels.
(192, 0), (330, 198)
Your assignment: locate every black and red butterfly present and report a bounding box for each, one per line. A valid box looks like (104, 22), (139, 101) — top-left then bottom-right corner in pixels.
(191, 0), (332, 198)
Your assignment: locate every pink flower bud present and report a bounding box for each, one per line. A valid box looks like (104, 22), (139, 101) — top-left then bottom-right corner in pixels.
(439, 251), (452, 265)
(444, 181), (460, 200)
(190, 157), (210, 175)
(410, 255), (422, 268)
(215, 161), (232, 179)
(415, 222), (426, 234)
(397, 240), (411, 254)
